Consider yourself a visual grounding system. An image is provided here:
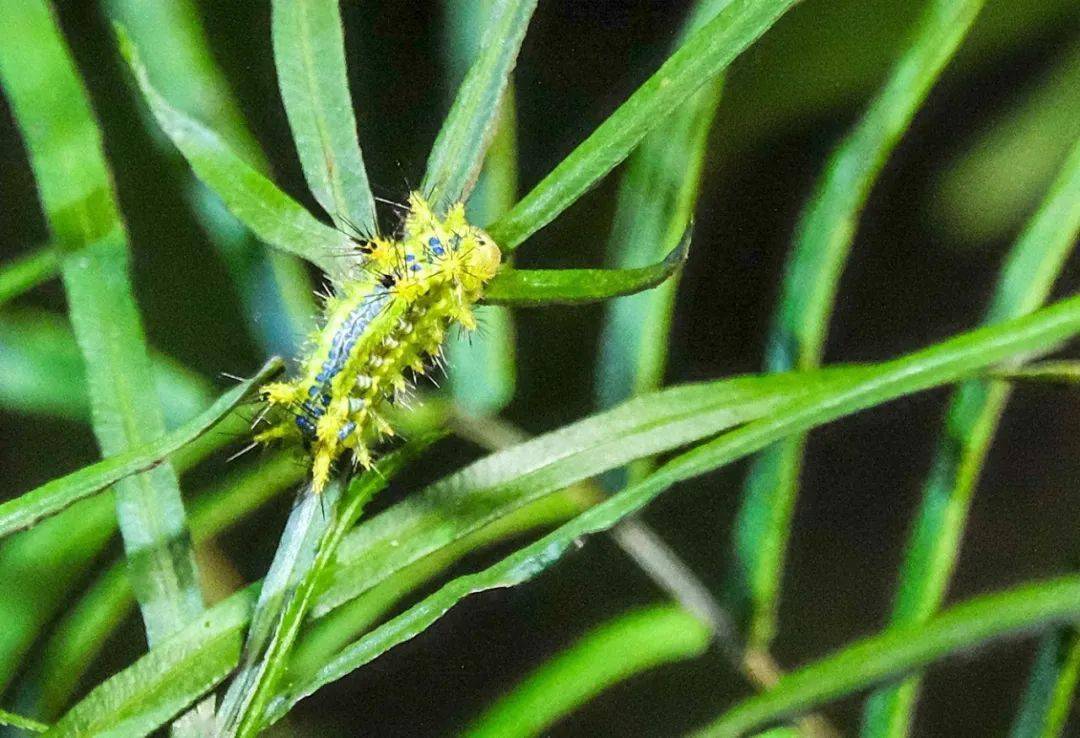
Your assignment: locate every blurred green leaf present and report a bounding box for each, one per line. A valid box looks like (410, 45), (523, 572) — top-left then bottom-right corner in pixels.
(693, 576), (1080, 737)
(482, 228), (690, 307)
(595, 0), (728, 460)
(487, 0), (798, 250)
(15, 452), (304, 722)
(0, 359), (280, 539)
(422, 0), (536, 213)
(0, 310), (211, 427)
(443, 0), (519, 417)
(933, 38), (1080, 246)
(271, 0), (376, 236)
(118, 26), (354, 280)
(464, 605), (710, 737)
(988, 360), (1080, 385)
(0, 0), (207, 679)
(1010, 627), (1080, 738)
(731, 0), (987, 650)
(0, 247), (58, 306)
(863, 131), (1080, 737)
(218, 439), (436, 737)
(105, 0), (317, 357)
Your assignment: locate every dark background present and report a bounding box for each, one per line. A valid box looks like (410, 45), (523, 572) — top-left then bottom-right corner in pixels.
(1, 0), (1078, 735)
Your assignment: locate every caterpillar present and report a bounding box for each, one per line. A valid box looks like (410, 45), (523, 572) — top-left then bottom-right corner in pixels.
(254, 192), (501, 492)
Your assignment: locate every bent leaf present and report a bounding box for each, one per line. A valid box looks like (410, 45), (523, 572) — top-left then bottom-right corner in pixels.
(483, 228), (690, 307)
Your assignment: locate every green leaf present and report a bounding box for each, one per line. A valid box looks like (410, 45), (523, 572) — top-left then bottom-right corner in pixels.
(482, 228), (690, 307)
(0, 0), (206, 670)
(463, 605), (710, 737)
(988, 360), (1080, 385)
(731, 0), (988, 650)
(421, 0), (537, 213)
(105, 0), (316, 356)
(932, 38), (1080, 245)
(218, 438), (435, 737)
(0, 707), (48, 734)
(595, 0), (728, 436)
(443, 0), (520, 417)
(862, 128), (1080, 737)
(269, 293), (1080, 725)
(272, 0), (376, 236)
(691, 576), (1080, 737)
(117, 26), (355, 280)
(1010, 627), (1080, 738)
(487, 0), (798, 251)
(0, 310), (211, 427)
(17, 452), (304, 722)
(0, 246), (58, 306)
(0, 359), (280, 539)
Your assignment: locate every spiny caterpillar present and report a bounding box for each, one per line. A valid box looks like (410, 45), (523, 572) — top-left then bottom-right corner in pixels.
(254, 192), (501, 492)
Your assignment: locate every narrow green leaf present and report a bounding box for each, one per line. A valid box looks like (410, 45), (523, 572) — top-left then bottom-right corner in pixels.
(464, 605), (710, 737)
(1010, 627), (1080, 738)
(595, 0), (728, 433)
(268, 294), (1080, 724)
(0, 246), (58, 306)
(443, 0), (520, 417)
(219, 438), (435, 737)
(106, 0), (317, 356)
(0, 359), (280, 539)
(45, 294), (1080, 734)
(14, 453), (303, 723)
(0, 708), (48, 734)
(487, 0), (798, 251)
(272, 0), (376, 235)
(422, 0), (537, 213)
(731, 0), (988, 650)
(862, 131), (1080, 737)
(118, 26), (355, 280)
(0, 0), (207, 666)
(0, 310), (211, 426)
(692, 577), (1080, 737)
(482, 228), (690, 307)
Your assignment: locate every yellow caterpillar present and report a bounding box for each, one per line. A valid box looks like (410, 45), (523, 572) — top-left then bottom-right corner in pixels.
(255, 192), (501, 492)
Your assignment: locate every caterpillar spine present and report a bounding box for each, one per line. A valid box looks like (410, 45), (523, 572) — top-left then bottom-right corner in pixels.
(255, 192), (501, 492)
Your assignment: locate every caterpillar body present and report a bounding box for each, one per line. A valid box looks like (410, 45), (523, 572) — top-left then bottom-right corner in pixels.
(255, 192), (501, 492)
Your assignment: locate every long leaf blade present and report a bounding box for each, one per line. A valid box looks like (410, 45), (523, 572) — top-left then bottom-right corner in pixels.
(692, 577), (1080, 737)
(0, 360), (280, 538)
(463, 605), (710, 737)
(730, 0), (988, 650)
(272, 0), (376, 235)
(117, 27), (354, 280)
(0, 0), (206, 665)
(487, 0), (798, 251)
(862, 124), (1080, 738)
(421, 0), (537, 212)
(1010, 627), (1080, 738)
(482, 228), (690, 307)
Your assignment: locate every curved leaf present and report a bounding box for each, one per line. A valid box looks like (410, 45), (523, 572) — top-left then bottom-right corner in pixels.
(272, 0), (376, 235)
(0, 246), (58, 306)
(0, 359), (281, 539)
(482, 228), (690, 307)
(693, 577), (1080, 737)
(117, 26), (354, 280)
(464, 605), (710, 737)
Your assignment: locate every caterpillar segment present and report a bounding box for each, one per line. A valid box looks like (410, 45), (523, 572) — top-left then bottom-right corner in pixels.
(255, 192), (501, 492)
